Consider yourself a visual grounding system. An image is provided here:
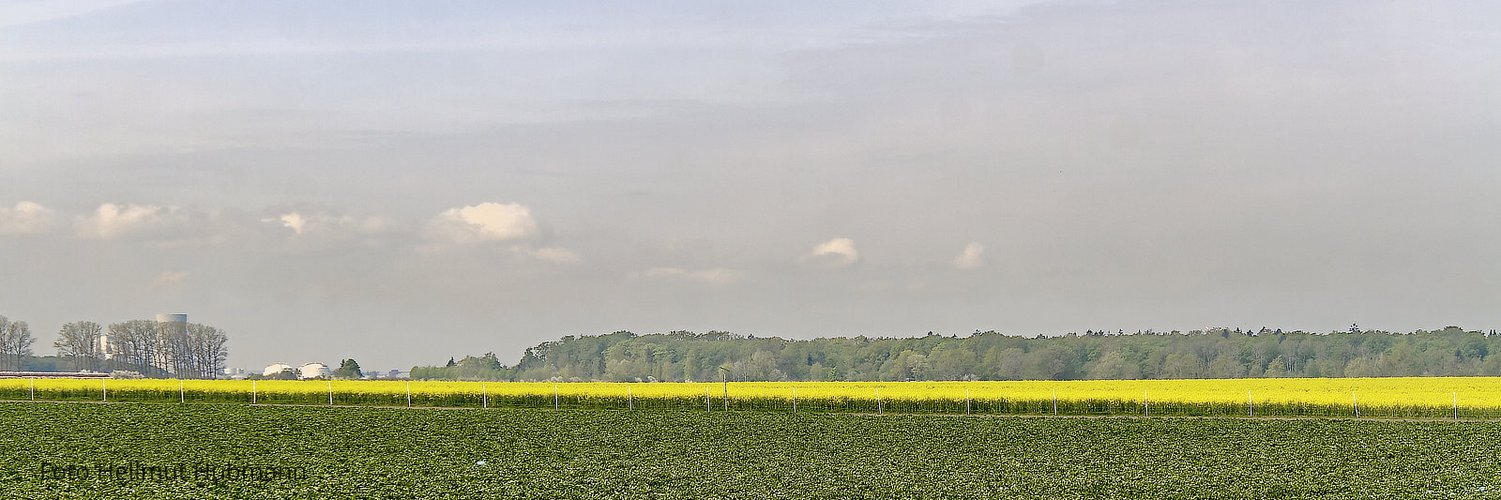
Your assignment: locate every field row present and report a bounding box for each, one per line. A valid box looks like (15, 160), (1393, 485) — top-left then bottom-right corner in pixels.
(5, 402), (1501, 498)
(1, 377), (1498, 419)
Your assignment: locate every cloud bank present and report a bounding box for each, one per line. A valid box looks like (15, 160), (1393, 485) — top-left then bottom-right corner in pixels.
(427, 202), (539, 244)
(0, 202), (55, 235)
(76, 203), (178, 240)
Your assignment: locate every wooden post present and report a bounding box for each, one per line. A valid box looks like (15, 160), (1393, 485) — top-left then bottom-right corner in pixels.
(554, 384), (559, 410)
(705, 387), (710, 411)
(102, 379), (107, 403)
(628, 386), (634, 411)
(1248, 390), (1253, 417)
(876, 388), (882, 415)
(1144, 390), (1149, 417)
(252, 380), (257, 404)
(406, 381), (411, 407)
(327, 380), (333, 406)
(966, 388), (971, 415)
(792, 387), (797, 413)
(29, 377), (34, 401)
(1052, 389), (1057, 415)
(721, 369), (729, 411)
(180, 380), (185, 403)
(482, 383), (487, 409)
(1454, 392), (1458, 421)
(1353, 391), (1359, 418)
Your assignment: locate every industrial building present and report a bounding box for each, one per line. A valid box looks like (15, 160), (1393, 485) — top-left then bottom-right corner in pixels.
(299, 363), (330, 379)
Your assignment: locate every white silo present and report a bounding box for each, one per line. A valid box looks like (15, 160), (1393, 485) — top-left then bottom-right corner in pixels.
(299, 363), (330, 379)
(150, 313), (190, 377)
(97, 332), (113, 360)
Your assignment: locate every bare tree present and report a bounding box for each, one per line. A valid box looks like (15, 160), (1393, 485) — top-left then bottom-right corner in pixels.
(187, 324), (229, 379)
(55, 321), (103, 371)
(154, 321), (189, 376)
(206, 326), (228, 378)
(109, 320), (160, 375)
(103, 319), (231, 379)
(0, 317), (35, 371)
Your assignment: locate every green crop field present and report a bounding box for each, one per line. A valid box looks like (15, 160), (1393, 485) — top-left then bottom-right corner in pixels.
(4, 402), (1501, 498)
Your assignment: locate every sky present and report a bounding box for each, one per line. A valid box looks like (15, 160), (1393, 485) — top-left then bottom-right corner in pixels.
(1, 0), (1499, 371)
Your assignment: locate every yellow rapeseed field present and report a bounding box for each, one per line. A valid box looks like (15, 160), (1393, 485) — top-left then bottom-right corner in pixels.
(0, 377), (1495, 416)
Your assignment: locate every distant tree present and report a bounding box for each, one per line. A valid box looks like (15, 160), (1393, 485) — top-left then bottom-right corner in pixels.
(54, 321), (103, 371)
(411, 326), (1501, 382)
(1459, 338), (1489, 360)
(197, 325), (230, 379)
(1264, 356), (1290, 377)
(96, 320), (231, 378)
(108, 320), (160, 375)
(334, 359), (364, 379)
(0, 317), (35, 371)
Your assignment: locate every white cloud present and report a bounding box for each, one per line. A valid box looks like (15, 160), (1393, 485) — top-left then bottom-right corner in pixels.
(953, 242), (985, 269)
(265, 212), (392, 237)
(76, 203), (174, 240)
(427, 202), (538, 243)
(0, 201), (55, 235)
(418, 203), (577, 264)
(278, 213), (308, 234)
(805, 237), (860, 267)
(635, 267), (745, 286)
(526, 247), (582, 264)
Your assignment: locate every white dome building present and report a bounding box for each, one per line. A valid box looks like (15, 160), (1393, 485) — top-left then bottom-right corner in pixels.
(299, 363), (330, 380)
(262, 363), (293, 377)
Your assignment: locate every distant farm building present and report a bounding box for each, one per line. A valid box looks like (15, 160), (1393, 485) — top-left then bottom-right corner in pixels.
(299, 363), (330, 379)
(263, 363), (293, 377)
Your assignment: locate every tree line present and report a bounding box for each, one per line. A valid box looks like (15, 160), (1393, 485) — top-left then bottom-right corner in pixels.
(413, 326), (1501, 382)
(0, 313), (229, 378)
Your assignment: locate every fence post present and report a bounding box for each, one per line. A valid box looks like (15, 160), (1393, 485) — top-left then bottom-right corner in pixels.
(328, 380), (333, 406)
(628, 386), (633, 411)
(102, 379), (107, 403)
(482, 383), (487, 409)
(1454, 392), (1458, 421)
(792, 387), (797, 413)
(1353, 391), (1359, 418)
(966, 388), (971, 415)
(252, 380), (257, 404)
(1248, 390), (1253, 417)
(705, 387), (710, 411)
(876, 388), (882, 415)
(1144, 390), (1149, 417)
(554, 384), (559, 410)
(1052, 389), (1057, 415)
(406, 381), (411, 407)
(180, 380), (185, 403)
(29, 377), (34, 401)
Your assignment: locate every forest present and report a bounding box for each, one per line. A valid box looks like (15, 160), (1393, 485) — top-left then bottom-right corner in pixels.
(412, 326), (1501, 382)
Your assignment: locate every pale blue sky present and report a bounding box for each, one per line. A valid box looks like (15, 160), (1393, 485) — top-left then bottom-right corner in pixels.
(1, 0), (1498, 370)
